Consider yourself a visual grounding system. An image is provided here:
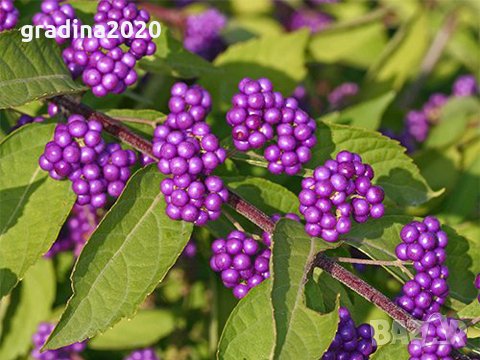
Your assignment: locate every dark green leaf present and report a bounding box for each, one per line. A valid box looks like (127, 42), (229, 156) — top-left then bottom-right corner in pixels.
(271, 219), (339, 359)
(45, 166), (193, 349)
(0, 123), (75, 298)
(0, 31), (85, 109)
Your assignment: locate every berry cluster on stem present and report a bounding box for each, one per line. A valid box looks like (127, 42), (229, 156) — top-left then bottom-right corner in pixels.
(395, 216), (449, 320)
(299, 150), (385, 242)
(322, 307), (377, 359)
(155, 83), (228, 225)
(227, 77), (317, 175)
(0, 0), (18, 32)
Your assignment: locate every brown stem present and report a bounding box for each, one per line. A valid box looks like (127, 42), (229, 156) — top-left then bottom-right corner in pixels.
(50, 96), (472, 359)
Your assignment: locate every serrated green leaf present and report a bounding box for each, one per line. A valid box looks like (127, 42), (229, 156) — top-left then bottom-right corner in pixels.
(271, 219), (339, 359)
(371, 342), (409, 359)
(139, 27), (216, 79)
(308, 122), (441, 206)
(0, 124), (75, 298)
(368, 12), (429, 89)
(89, 310), (176, 350)
(217, 280), (275, 359)
(226, 177), (299, 215)
(345, 215), (479, 308)
(0, 259), (55, 360)
(309, 11), (388, 68)
(45, 166), (193, 349)
(0, 31), (85, 109)
(328, 91), (396, 130)
(200, 30), (309, 111)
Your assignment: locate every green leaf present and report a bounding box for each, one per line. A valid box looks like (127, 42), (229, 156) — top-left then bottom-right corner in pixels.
(45, 166), (193, 349)
(368, 12), (429, 89)
(457, 299), (480, 319)
(309, 10), (388, 68)
(0, 31), (85, 109)
(226, 177), (299, 215)
(200, 30), (309, 111)
(372, 342), (409, 359)
(271, 219), (339, 359)
(327, 91), (396, 130)
(223, 16), (283, 43)
(425, 97), (480, 149)
(89, 310), (176, 350)
(139, 28), (216, 79)
(0, 123), (75, 298)
(309, 122), (441, 206)
(217, 281), (275, 359)
(345, 215), (479, 308)
(0, 259), (55, 360)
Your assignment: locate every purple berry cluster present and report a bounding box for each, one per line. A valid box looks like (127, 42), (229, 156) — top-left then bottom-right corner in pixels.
(322, 307), (377, 360)
(287, 9), (332, 34)
(32, 322), (87, 360)
(32, 0), (78, 44)
(299, 151), (385, 242)
(405, 75), (478, 143)
(227, 77), (317, 175)
(39, 114), (137, 208)
(0, 0), (19, 32)
(475, 273), (480, 303)
(156, 83), (228, 225)
(46, 204), (99, 258)
(124, 348), (159, 360)
(184, 8), (227, 60)
(328, 82), (359, 109)
(407, 313), (467, 360)
(62, 0), (156, 96)
(261, 213), (300, 247)
(210, 230), (271, 299)
(395, 216), (449, 320)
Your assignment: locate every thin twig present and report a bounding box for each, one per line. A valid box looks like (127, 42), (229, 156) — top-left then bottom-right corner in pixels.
(335, 257), (415, 278)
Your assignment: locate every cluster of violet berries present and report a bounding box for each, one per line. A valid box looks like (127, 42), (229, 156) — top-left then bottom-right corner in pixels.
(395, 216), (449, 320)
(45, 204), (100, 258)
(155, 83), (228, 225)
(322, 307), (377, 360)
(62, 0), (156, 96)
(184, 8), (226, 60)
(39, 114), (137, 208)
(299, 150), (385, 242)
(227, 77), (317, 175)
(32, 322), (87, 360)
(210, 230), (271, 299)
(404, 75), (478, 144)
(0, 0), (18, 32)
(407, 313), (467, 360)
(32, 0), (78, 44)
(124, 348), (159, 360)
